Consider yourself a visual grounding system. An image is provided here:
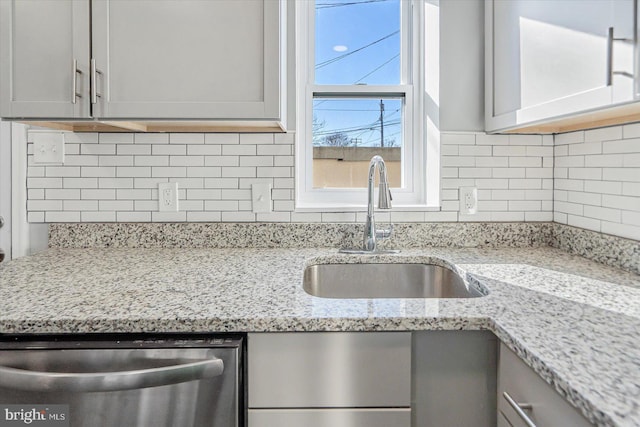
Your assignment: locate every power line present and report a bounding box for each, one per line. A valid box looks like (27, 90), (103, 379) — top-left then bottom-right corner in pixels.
(316, 30), (399, 69)
(355, 54), (400, 83)
(316, 0), (392, 9)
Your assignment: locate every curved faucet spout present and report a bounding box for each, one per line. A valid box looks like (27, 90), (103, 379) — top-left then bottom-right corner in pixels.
(364, 155), (392, 252)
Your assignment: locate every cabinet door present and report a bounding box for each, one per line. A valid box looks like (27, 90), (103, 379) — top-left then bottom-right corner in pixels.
(248, 332), (411, 409)
(248, 408), (410, 427)
(91, 0), (281, 120)
(0, 0), (90, 118)
(498, 344), (594, 427)
(487, 0), (636, 131)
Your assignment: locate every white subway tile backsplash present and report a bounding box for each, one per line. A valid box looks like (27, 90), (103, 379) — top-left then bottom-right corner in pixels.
(187, 212), (222, 222)
(135, 156), (169, 166)
(46, 167), (80, 177)
(81, 189), (116, 200)
(603, 168), (640, 182)
(169, 133), (204, 144)
(151, 167), (185, 178)
(205, 134), (240, 145)
(99, 133), (134, 144)
(568, 214), (601, 231)
(567, 191), (601, 206)
(622, 123), (640, 139)
(134, 133), (169, 144)
(553, 126), (640, 241)
(46, 211), (80, 222)
(152, 212), (187, 222)
(184, 167), (221, 178)
(116, 189), (152, 200)
(568, 141), (602, 155)
(509, 135), (542, 145)
(583, 205), (621, 222)
(118, 145), (151, 155)
(240, 156), (274, 167)
(117, 212), (152, 222)
(584, 126), (622, 142)
(241, 134), (274, 145)
(81, 212), (116, 222)
(601, 221), (640, 240)
(187, 145), (223, 156)
(27, 128), (636, 242)
(602, 138), (640, 154)
(623, 182), (640, 196)
(221, 167), (256, 178)
(152, 145), (186, 155)
(82, 144), (116, 155)
(81, 167), (116, 178)
(170, 156), (204, 167)
(222, 212), (255, 222)
(46, 189), (80, 200)
(99, 156), (133, 167)
(222, 145), (256, 156)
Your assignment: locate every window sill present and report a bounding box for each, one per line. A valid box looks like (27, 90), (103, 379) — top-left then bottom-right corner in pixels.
(294, 204), (441, 213)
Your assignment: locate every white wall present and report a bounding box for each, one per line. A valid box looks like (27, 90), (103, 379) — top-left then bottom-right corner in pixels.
(439, 0), (485, 132)
(0, 120), (10, 260)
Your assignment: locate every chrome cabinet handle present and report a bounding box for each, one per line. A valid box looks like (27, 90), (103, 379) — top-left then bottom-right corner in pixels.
(72, 59), (82, 104)
(503, 391), (536, 427)
(0, 357), (224, 393)
(607, 27), (635, 86)
(90, 58), (103, 105)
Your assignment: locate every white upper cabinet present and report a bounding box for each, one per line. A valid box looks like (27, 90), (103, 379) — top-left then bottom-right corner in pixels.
(1, 0), (284, 126)
(486, 0), (637, 133)
(91, 0), (281, 120)
(0, 0), (90, 118)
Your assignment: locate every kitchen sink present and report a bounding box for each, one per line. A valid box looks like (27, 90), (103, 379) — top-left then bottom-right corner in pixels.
(303, 263), (485, 299)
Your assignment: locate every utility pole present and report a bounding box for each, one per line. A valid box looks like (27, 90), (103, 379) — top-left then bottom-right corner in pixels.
(379, 99), (385, 147)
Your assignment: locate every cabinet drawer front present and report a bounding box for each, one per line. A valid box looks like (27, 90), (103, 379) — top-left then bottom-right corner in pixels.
(248, 332), (411, 408)
(498, 344), (593, 427)
(248, 408), (410, 427)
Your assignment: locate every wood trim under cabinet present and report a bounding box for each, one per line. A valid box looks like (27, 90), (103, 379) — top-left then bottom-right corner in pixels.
(18, 120), (287, 133)
(498, 102), (640, 134)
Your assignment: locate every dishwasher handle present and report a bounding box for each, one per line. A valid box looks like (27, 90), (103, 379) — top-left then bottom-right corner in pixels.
(0, 357), (224, 393)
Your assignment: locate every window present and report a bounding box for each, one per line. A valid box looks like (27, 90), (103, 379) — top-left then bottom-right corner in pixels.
(296, 0), (433, 209)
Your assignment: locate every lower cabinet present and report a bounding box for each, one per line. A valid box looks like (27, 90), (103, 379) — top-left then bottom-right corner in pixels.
(498, 343), (594, 426)
(248, 332), (411, 427)
(248, 408), (410, 427)
(247, 331), (499, 427)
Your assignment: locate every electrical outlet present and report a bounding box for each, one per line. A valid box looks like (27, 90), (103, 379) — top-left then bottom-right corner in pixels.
(33, 133), (65, 164)
(158, 182), (179, 212)
(252, 182), (272, 213)
(459, 187), (478, 215)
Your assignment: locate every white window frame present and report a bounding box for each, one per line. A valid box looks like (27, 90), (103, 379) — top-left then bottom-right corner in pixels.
(295, 0), (438, 210)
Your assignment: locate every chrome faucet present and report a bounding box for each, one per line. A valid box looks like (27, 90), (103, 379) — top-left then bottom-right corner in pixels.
(341, 155), (399, 254)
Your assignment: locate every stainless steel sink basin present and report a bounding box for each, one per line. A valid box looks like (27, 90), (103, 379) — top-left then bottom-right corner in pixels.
(303, 263), (484, 299)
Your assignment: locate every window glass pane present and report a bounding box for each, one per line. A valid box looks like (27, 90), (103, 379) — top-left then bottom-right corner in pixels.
(315, 0), (401, 85)
(313, 97), (402, 188)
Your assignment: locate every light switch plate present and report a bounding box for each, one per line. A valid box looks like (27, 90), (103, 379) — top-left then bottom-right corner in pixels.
(252, 182), (272, 213)
(33, 133), (65, 164)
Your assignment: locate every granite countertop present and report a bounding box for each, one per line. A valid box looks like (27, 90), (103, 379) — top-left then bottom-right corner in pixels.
(0, 247), (639, 426)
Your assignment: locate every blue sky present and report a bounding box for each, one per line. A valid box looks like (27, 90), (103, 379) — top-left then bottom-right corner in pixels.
(313, 0), (402, 147)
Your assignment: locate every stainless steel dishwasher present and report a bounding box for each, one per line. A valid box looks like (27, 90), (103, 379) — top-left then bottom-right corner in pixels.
(0, 335), (244, 427)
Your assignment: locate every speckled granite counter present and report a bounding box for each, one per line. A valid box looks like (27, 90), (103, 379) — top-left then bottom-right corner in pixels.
(0, 247), (639, 426)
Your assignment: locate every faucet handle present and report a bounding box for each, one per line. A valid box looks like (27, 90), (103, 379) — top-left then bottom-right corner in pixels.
(375, 223), (394, 240)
